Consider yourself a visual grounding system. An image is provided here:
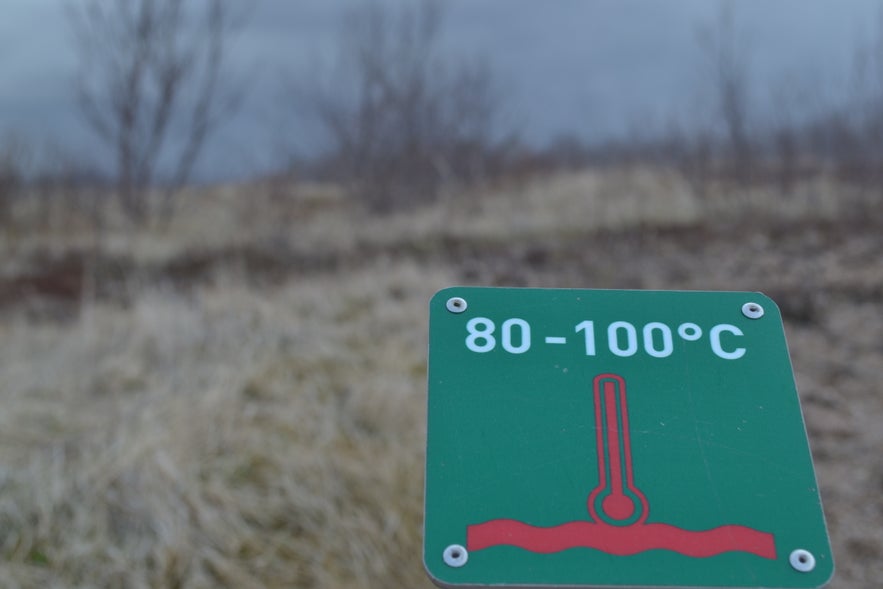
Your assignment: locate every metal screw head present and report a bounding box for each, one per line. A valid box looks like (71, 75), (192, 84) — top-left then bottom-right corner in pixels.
(789, 549), (816, 572)
(443, 544), (468, 567)
(742, 302), (765, 319)
(446, 297), (468, 314)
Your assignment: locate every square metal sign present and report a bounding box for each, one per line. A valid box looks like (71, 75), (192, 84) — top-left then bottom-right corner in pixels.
(424, 288), (833, 589)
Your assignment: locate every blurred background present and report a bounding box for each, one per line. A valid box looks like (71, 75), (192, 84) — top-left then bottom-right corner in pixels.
(0, 1), (881, 587)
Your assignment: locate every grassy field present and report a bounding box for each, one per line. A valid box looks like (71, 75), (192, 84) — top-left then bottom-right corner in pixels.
(0, 168), (881, 588)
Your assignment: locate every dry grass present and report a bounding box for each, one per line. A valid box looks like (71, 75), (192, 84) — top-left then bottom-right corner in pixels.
(2, 167), (870, 266)
(0, 262), (452, 588)
(0, 167), (880, 588)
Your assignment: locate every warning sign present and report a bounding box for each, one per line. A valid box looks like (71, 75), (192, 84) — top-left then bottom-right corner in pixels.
(424, 288), (833, 588)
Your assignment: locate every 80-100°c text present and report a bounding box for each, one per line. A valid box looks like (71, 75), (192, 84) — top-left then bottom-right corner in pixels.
(464, 318), (748, 360)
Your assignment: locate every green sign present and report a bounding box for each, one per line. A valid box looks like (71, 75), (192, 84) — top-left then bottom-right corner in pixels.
(424, 288), (833, 588)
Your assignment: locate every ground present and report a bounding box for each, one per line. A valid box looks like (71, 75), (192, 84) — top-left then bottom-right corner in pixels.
(0, 168), (880, 588)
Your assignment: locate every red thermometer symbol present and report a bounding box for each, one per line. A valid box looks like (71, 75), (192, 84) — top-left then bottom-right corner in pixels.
(587, 374), (649, 525)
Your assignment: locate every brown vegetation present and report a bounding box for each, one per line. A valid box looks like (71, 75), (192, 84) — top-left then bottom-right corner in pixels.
(0, 168), (880, 587)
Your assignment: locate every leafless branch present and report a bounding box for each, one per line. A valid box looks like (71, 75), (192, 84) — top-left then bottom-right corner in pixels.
(296, 0), (510, 212)
(696, 3), (754, 185)
(69, 0), (250, 224)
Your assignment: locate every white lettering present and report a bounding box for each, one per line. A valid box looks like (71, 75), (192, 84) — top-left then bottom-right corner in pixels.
(710, 324), (745, 360)
(608, 321), (638, 357)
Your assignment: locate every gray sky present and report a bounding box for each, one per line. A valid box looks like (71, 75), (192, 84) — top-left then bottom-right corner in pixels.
(0, 0), (880, 181)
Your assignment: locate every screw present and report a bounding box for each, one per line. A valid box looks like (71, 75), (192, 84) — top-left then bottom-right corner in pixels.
(742, 302), (765, 319)
(446, 297), (468, 314)
(443, 544), (468, 567)
(789, 549), (816, 572)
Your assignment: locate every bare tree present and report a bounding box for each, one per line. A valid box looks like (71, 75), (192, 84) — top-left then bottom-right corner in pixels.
(69, 0), (247, 224)
(697, 4), (754, 185)
(844, 9), (883, 193)
(300, 0), (508, 212)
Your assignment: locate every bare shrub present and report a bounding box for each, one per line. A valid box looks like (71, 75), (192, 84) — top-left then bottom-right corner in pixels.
(68, 0), (247, 224)
(767, 77), (818, 195)
(300, 0), (510, 212)
(0, 136), (29, 228)
(658, 118), (715, 199)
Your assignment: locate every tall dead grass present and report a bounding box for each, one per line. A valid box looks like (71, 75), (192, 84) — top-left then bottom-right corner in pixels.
(0, 262), (451, 588)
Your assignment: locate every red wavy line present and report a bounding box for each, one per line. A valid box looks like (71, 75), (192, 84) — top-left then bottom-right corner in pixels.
(467, 520), (776, 559)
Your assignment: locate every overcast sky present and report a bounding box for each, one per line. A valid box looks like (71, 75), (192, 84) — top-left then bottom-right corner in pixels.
(1, 0), (880, 181)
